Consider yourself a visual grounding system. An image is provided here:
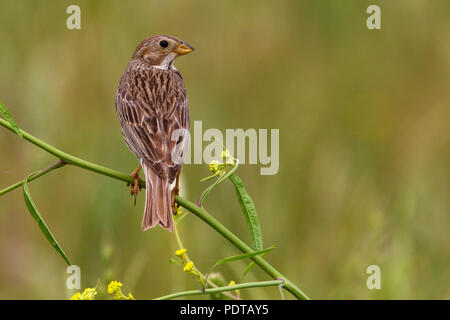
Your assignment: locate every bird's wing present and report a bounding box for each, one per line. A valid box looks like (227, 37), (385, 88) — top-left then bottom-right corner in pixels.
(116, 69), (190, 182)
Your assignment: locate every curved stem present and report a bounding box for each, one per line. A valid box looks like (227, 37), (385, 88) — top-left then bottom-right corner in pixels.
(0, 117), (309, 300)
(0, 118), (144, 189)
(154, 280), (283, 300)
(0, 160), (65, 196)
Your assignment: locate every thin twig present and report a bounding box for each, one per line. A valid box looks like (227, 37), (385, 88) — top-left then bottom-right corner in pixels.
(0, 118), (144, 191)
(0, 160), (65, 196)
(153, 280), (283, 300)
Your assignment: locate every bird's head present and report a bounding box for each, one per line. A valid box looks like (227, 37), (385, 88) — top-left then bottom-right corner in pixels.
(130, 35), (194, 70)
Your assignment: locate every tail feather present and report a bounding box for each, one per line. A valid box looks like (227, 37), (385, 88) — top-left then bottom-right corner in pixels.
(141, 164), (174, 232)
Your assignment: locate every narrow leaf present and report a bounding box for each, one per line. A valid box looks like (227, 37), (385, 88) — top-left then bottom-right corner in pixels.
(243, 261), (256, 278)
(23, 172), (71, 265)
(229, 174), (263, 251)
(243, 249), (272, 278)
(213, 246), (275, 268)
(0, 101), (22, 137)
(204, 246), (275, 285)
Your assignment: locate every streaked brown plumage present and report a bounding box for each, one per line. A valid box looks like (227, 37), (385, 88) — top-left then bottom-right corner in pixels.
(115, 35), (194, 231)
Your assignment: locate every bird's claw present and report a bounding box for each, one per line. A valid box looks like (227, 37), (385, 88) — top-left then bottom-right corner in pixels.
(130, 177), (139, 206)
(128, 165), (142, 206)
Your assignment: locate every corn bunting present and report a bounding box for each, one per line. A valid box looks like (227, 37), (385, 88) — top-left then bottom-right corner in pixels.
(115, 35), (194, 231)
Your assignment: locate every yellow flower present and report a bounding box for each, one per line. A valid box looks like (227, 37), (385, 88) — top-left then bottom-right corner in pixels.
(179, 260), (203, 284)
(175, 205), (182, 216)
(81, 288), (97, 300)
(175, 248), (187, 262)
(183, 261), (194, 272)
(70, 288), (97, 300)
(175, 248), (187, 256)
(107, 280), (135, 300)
(209, 150), (236, 175)
(107, 280), (123, 294)
(70, 292), (81, 300)
(209, 160), (220, 174)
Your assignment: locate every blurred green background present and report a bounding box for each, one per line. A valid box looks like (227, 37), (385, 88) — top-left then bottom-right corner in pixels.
(0, 0), (449, 299)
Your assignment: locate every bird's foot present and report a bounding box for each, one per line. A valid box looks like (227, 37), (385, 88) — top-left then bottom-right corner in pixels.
(128, 165), (142, 206)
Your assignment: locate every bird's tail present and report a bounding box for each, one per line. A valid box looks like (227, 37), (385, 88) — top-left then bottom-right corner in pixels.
(141, 163), (174, 232)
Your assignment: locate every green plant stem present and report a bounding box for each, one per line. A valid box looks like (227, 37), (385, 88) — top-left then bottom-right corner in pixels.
(174, 196), (309, 300)
(0, 117), (309, 300)
(173, 223), (185, 251)
(0, 118), (144, 189)
(0, 160), (66, 196)
(153, 280), (283, 300)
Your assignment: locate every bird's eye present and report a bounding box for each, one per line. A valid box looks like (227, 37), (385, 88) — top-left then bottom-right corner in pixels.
(159, 40), (169, 48)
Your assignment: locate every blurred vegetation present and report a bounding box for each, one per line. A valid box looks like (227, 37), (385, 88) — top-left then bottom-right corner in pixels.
(0, 0), (449, 299)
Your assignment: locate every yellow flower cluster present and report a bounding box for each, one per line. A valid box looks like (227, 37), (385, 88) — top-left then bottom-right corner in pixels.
(107, 280), (122, 294)
(174, 248), (202, 283)
(173, 247), (240, 298)
(209, 160), (221, 175)
(70, 287), (97, 300)
(183, 261), (194, 272)
(175, 248), (187, 262)
(208, 149), (236, 176)
(173, 203), (182, 216)
(70, 281), (134, 300)
(107, 280), (134, 300)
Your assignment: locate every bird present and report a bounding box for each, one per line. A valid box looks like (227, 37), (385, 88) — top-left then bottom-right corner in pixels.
(115, 35), (194, 232)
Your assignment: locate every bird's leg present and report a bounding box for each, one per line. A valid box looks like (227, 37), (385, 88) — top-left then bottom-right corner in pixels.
(128, 165), (142, 205)
(171, 171), (181, 214)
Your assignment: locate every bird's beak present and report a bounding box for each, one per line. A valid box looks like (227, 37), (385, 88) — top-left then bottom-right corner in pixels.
(174, 42), (194, 55)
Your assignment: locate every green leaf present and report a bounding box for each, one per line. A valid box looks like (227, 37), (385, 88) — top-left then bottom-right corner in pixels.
(213, 246), (275, 268)
(0, 101), (22, 138)
(229, 174), (263, 251)
(22, 172), (71, 265)
(242, 249), (272, 278)
(204, 246), (275, 284)
(243, 261), (256, 278)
